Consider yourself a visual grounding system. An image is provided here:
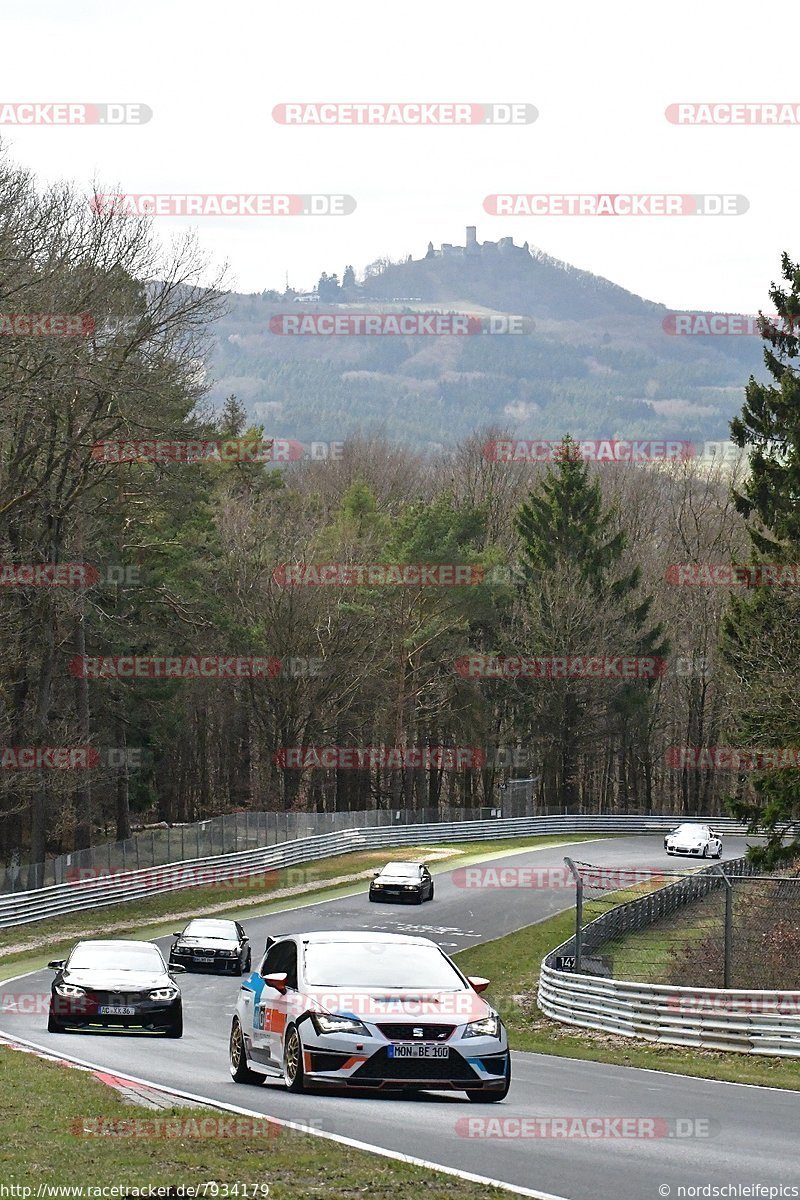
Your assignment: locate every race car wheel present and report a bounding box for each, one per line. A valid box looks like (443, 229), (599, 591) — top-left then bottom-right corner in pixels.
(241, 950), (252, 974)
(47, 1011), (66, 1033)
(229, 1017), (262, 1084)
(283, 1024), (306, 1092)
(428, 882), (435, 901)
(465, 1055), (511, 1103)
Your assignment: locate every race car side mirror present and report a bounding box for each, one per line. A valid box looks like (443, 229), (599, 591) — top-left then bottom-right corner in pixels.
(47, 960), (65, 971)
(468, 976), (490, 994)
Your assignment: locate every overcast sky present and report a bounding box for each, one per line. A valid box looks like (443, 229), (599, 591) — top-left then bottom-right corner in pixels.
(1, 0), (793, 312)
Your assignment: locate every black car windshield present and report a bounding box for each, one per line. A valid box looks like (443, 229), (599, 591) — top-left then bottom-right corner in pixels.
(304, 942), (465, 988)
(68, 944), (164, 971)
(183, 921), (237, 938)
(380, 863), (419, 876)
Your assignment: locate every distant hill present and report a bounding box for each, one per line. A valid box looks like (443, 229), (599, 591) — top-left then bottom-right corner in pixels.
(203, 228), (765, 450)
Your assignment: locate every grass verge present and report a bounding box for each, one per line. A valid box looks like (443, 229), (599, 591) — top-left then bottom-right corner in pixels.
(453, 909), (800, 1091)
(0, 1044), (503, 1196)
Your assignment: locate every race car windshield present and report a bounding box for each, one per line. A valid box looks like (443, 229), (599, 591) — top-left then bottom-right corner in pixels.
(184, 921), (236, 938)
(304, 942), (465, 988)
(380, 863), (419, 876)
(68, 945), (164, 971)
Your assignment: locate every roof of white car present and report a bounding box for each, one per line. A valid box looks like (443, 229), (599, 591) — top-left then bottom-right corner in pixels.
(292, 931), (437, 947)
(75, 939), (160, 949)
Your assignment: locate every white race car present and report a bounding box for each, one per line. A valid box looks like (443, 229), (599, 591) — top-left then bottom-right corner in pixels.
(230, 930), (510, 1101)
(664, 823), (722, 858)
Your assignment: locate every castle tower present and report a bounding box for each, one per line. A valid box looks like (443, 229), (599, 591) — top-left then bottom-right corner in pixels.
(465, 225), (479, 255)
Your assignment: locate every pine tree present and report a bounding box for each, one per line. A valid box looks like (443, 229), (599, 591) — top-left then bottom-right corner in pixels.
(513, 436), (667, 812)
(722, 254), (800, 864)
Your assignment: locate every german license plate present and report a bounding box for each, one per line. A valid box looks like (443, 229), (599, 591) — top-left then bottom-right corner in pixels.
(99, 1006), (135, 1016)
(388, 1043), (449, 1059)
(194, 956), (215, 962)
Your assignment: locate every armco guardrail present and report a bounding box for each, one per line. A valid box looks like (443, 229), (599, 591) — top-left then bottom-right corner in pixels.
(538, 855), (800, 1057)
(0, 813), (755, 929)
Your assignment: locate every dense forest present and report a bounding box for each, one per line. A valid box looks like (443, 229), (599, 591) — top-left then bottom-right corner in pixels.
(2, 150), (799, 873)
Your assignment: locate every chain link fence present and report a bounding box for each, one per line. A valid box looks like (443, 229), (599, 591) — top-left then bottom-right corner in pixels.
(564, 856), (800, 990)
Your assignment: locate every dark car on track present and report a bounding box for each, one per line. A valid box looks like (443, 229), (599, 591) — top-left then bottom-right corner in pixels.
(369, 860), (434, 904)
(47, 939), (184, 1037)
(169, 918), (251, 974)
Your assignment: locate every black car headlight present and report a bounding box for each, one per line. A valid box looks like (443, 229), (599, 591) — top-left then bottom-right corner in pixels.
(311, 1012), (370, 1037)
(464, 1013), (501, 1039)
(404, 884), (418, 890)
(149, 986), (180, 1001)
(54, 983), (86, 998)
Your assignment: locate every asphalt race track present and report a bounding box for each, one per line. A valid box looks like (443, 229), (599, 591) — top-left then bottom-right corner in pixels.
(3, 835), (797, 1200)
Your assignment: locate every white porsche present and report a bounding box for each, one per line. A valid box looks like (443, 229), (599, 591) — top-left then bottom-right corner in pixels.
(664, 823), (723, 858)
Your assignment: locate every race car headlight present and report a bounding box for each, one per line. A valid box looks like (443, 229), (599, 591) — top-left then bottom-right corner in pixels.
(404, 885), (418, 890)
(149, 987), (179, 1001)
(463, 1013), (501, 1039)
(311, 1013), (370, 1037)
(54, 983), (86, 998)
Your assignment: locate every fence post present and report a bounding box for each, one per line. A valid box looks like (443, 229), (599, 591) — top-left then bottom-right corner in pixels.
(565, 857), (583, 973)
(715, 866), (733, 988)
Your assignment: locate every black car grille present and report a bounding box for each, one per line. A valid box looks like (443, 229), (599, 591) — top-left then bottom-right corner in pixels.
(352, 1048), (478, 1082)
(376, 1024), (454, 1041)
(83, 990), (150, 1005)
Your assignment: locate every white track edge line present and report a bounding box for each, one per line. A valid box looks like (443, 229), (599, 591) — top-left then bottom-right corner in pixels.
(0, 1031), (571, 1200)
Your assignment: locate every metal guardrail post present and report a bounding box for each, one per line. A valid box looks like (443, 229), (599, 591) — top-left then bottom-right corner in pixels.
(565, 857), (583, 972)
(715, 865), (734, 988)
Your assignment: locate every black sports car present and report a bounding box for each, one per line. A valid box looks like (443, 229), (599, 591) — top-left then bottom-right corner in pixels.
(369, 860), (434, 903)
(47, 939), (184, 1036)
(169, 918), (251, 974)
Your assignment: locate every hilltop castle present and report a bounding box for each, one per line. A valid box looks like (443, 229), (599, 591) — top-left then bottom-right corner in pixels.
(424, 226), (530, 260)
